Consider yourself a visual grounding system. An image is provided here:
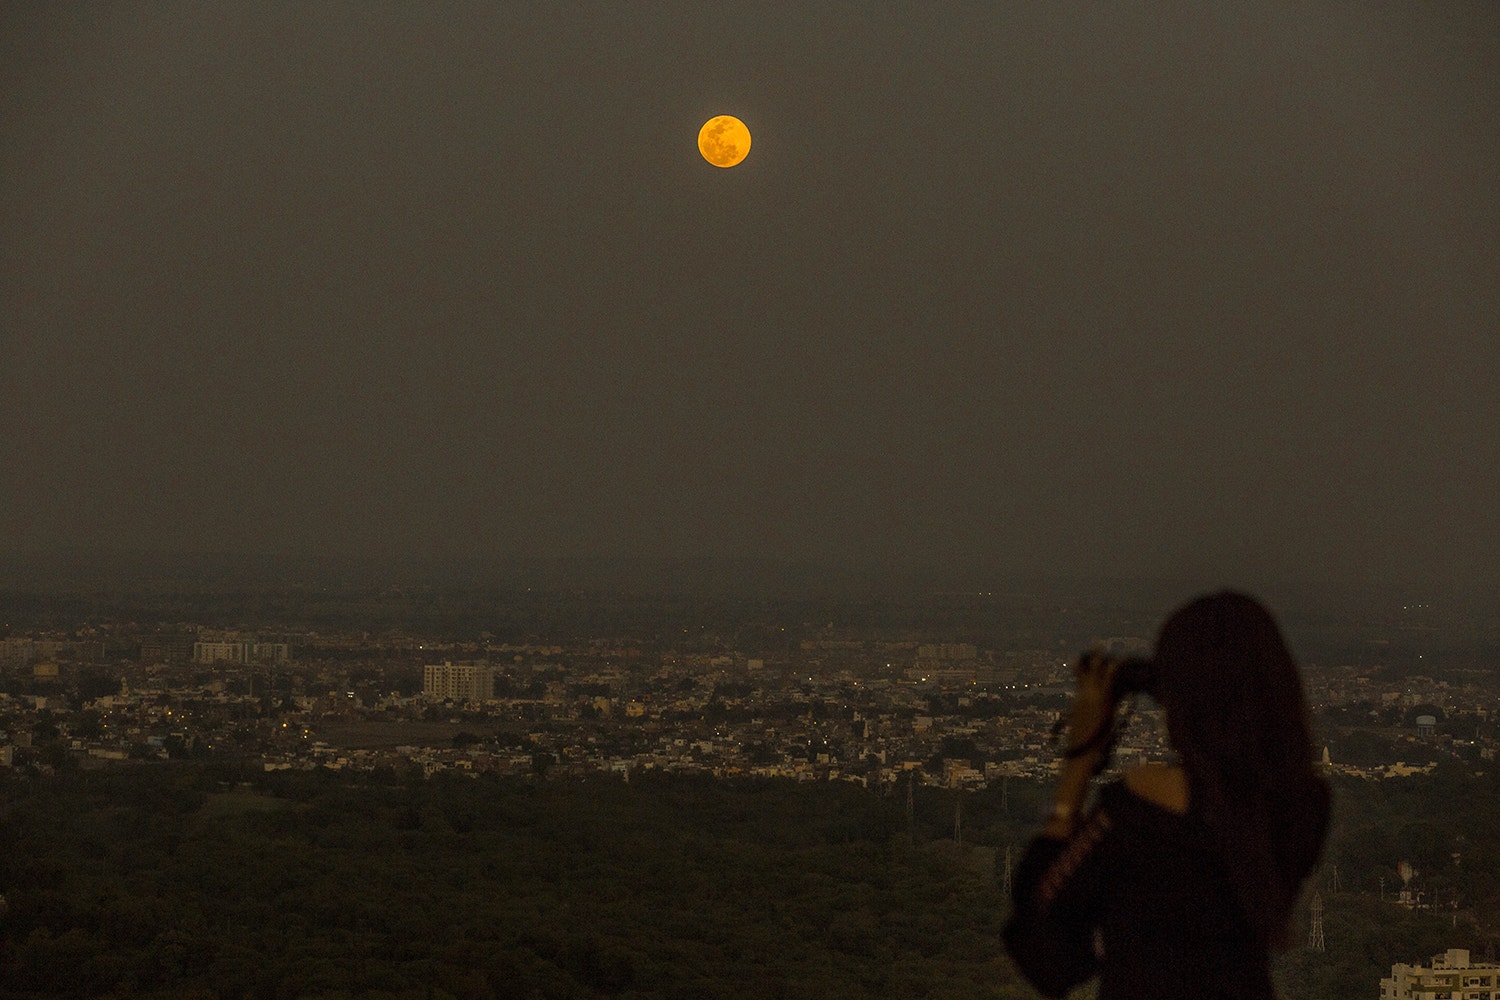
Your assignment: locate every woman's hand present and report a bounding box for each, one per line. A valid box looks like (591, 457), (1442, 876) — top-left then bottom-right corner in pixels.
(1043, 651), (1121, 839)
(1064, 650), (1120, 762)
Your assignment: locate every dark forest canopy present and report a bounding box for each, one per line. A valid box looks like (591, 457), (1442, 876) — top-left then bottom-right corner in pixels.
(2, 765), (1499, 999)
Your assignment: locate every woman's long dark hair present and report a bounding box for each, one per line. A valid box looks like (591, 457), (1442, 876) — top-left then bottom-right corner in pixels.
(1152, 592), (1330, 950)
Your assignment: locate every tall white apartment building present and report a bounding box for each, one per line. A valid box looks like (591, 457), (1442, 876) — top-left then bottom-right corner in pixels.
(1382, 950), (1499, 1000)
(422, 661), (495, 702)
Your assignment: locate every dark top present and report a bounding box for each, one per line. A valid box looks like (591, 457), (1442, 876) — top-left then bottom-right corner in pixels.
(1003, 781), (1293, 1000)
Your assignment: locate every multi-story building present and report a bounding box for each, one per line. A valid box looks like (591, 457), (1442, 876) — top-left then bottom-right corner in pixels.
(251, 642), (290, 663)
(423, 661), (495, 703)
(0, 637), (36, 663)
(140, 633), (195, 664)
(193, 640), (291, 664)
(194, 641), (249, 664)
(1382, 950), (1499, 1000)
(916, 643), (978, 662)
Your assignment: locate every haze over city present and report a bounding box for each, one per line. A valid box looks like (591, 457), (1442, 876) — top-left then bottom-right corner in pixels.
(3, 3), (1497, 595)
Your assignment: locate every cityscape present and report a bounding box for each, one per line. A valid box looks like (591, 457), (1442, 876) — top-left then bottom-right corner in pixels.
(3, 595), (1496, 789)
(1, 579), (1498, 999)
(2, 578), (1500, 1000)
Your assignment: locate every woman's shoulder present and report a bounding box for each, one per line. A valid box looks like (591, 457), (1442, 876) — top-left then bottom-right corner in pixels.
(1119, 763), (1190, 815)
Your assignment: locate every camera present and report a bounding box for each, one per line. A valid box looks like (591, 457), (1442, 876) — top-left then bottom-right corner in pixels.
(1110, 655), (1156, 699)
(1056, 653), (1158, 764)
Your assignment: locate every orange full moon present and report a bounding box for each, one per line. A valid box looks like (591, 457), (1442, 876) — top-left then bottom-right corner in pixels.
(698, 115), (751, 168)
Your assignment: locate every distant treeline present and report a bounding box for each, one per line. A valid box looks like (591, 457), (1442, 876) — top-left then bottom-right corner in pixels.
(0, 578), (1162, 654)
(5, 586), (1498, 679)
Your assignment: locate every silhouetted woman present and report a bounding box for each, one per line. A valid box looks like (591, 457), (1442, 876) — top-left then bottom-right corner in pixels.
(1003, 591), (1330, 999)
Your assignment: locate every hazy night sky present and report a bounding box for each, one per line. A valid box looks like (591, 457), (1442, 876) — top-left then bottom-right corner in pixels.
(2, 3), (1497, 591)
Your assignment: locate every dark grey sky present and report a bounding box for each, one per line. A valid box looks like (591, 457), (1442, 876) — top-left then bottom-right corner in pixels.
(3, 2), (1497, 589)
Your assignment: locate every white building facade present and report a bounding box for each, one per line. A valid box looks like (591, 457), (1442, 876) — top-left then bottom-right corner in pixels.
(423, 661), (495, 702)
(1382, 950), (1499, 1000)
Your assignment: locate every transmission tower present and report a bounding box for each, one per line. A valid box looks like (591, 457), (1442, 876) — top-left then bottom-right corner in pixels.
(1308, 893), (1325, 952)
(1002, 844), (1014, 895)
(1001, 774), (1010, 815)
(906, 771), (915, 837)
(954, 797), (962, 845)
(1330, 864), (1341, 894)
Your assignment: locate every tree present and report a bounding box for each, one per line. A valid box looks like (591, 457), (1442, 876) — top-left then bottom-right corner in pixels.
(32, 709), (60, 743)
(73, 709), (104, 741)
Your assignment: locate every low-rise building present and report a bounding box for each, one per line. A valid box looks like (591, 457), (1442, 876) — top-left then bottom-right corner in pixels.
(1382, 949), (1499, 1000)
